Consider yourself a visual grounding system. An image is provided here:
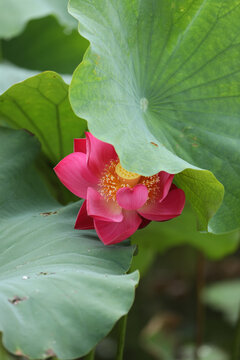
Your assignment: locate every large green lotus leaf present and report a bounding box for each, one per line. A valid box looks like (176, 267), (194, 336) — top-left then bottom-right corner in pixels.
(132, 206), (240, 260)
(0, 128), (138, 359)
(0, 71), (86, 164)
(175, 169), (224, 232)
(0, 0), (76, 39)
(69, 0), (240, 234)
(2, 16), (89, 74)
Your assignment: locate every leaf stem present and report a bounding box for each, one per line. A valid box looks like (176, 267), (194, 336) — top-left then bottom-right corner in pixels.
(232, 306), (240, 360)
(116, 315), (128, 360)
(84, 348), (95, 360)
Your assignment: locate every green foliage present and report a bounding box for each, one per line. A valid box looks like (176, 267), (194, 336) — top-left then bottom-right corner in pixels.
(0, 0), (76, 39)
(69, 0), (240, 234)
(175, 169), (224, 232)
(0, 128), (138, 359)
(2, 15), (89, 74)
(132, 206), (240, 260)
(0, 62), (39, 95)
(203, 281), (240, 323)
(130, 246), (156, 277)
(0, 72), (87, 164)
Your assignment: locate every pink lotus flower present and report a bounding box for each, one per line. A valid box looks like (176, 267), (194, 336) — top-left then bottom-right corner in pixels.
(54, 133), (185, 245)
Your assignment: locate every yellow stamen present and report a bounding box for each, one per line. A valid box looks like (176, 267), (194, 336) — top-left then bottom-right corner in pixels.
(115, 163), (141, 186)
(99, 160), (160, 203)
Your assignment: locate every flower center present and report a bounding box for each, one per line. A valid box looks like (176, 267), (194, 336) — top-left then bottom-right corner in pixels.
(99, 160), (161, 203)
(115, 162), (141, 186)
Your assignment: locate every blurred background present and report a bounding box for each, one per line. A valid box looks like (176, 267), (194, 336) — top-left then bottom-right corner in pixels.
(91, 205), (240, 360)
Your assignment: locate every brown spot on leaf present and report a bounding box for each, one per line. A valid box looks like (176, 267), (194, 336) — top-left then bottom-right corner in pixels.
(39, 272), (56, 276)
(40, 211), (57, 216)
(9, 296), (28, 305)
(15, 349), (28, 358)
(192, 143), (199, 148)
(150, 142), (159, 147)
(45, 349), (56, 357)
